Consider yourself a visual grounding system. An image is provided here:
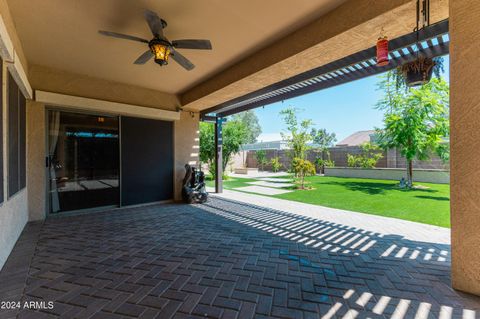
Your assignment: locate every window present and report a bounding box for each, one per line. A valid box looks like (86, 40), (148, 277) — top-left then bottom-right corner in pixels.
(8, 71), (26, 198)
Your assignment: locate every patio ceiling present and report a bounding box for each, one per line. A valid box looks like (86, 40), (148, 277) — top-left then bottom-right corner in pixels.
(7, 0), (347, 94)
(201, 20), (450, 118)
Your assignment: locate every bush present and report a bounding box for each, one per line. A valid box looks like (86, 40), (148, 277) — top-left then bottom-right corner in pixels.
(205, 174), (230, 181)
(255, 150), (268, 171)
(315, 158), (335, 174)
(270, 157), (282, 172)
(347, 154), (360, 168)
(347, 142), (383, 168)
(291, 157), (316, 189)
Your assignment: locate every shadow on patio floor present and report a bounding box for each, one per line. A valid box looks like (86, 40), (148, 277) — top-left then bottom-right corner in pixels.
(0, 197), (478, 319)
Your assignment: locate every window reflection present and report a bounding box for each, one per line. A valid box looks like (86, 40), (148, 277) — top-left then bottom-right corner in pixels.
(48, 111), (119, 213)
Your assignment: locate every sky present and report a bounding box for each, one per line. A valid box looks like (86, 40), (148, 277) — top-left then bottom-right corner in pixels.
(253, 56), (450, 143)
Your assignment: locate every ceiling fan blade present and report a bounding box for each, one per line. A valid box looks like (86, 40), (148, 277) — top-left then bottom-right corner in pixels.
(134, 50), (154, 64)
(172, 39), (212, 50)
(144, 9), (164, 38)
(98, 30), (149, 43)
(170, 48), (195, 71)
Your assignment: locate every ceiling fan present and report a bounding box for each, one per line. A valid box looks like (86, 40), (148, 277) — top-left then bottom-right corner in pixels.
(98, 9), (212, 71)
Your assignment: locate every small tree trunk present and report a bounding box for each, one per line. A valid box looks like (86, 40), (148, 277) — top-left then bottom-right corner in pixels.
(407, 160), (413, 187)
(318, 150), (323, 174)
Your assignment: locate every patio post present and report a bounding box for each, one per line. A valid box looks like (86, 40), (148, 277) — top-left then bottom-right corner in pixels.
(450, 0), (480, 296)
(215, 116), (223, 193)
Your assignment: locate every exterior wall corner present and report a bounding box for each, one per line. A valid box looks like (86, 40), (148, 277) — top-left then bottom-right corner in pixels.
(26, 100), (46, 221)
(173, 111), (200, 201)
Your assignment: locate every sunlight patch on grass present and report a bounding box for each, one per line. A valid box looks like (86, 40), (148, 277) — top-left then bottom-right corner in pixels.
(208, 175), (450, 228)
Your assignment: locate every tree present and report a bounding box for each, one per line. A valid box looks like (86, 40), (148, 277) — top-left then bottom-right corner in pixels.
(376, 77), (449, 187)
(311, 128), (337, 173)
(255, 150), (268, 171)
(291, 158), (316, 189)
(199, 120), (249, 178)
(199, 122), (215, 176)
(231, 110), (262, 144)
(310, 128), (337, 150)
(346, 142), (383, 168)
(280, 108), (313, 161)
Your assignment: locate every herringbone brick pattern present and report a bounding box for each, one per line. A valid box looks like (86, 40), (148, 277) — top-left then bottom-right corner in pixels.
(0, 198), (479, 318)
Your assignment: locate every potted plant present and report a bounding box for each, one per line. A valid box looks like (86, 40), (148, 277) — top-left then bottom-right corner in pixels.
(401, 56), (436, 87)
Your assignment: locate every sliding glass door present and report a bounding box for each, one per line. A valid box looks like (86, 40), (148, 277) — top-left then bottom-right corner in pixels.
(47, 110), (119, 213)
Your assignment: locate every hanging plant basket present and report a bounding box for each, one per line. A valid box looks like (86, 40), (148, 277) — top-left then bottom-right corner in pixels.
(401, 56), (436, 87)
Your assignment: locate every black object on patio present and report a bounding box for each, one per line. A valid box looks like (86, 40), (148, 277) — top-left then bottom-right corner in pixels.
(182, 164), (208, 204)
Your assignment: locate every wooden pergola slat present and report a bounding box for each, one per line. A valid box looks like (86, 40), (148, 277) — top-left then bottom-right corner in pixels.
(201, 19), (449, 119)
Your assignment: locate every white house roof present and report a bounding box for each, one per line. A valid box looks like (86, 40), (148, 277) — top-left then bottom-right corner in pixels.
(336, 130), (375, 146)
(256, 133), (289, 142)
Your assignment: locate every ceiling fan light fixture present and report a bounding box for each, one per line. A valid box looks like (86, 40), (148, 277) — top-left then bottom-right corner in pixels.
(149, 40), (171, 65)
(99, 9), (212, 70)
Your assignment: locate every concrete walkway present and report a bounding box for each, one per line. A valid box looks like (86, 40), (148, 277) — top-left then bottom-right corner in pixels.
(228, 172), (290, 179)
(234, 186), (292, 196)
(248, 181), (295, 189)
(210, 189), (450, 245)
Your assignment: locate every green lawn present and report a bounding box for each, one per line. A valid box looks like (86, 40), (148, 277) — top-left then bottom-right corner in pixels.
(207, 175), (450, 228)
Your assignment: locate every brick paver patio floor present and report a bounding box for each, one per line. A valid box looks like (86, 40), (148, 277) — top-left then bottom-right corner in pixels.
(0, 197), (479, 319)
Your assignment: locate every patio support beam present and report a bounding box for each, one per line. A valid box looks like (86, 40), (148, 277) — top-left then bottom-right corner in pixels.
(181, 0), (448, 112)
(215, 117), (223, 193)
(450, 0), (480, 296)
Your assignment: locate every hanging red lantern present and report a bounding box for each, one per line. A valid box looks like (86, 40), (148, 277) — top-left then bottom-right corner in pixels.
(376, 36), (389, 66)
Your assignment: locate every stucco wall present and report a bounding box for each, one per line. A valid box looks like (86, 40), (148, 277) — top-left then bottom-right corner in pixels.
(174, 111), (199, 200)
(450, 0), (480, 296)
(0, 190), (28, 271)
(26, 100), (46, 221)
(29, 65), (180, 112)
(0, 0), (28, 70)
(0, 59), (29, 270)
(325, 167), (450, 184)
(0, 0), (31, 271)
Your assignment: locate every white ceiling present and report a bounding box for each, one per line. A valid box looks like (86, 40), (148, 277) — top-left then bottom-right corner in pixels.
(8, 0), (346, 94)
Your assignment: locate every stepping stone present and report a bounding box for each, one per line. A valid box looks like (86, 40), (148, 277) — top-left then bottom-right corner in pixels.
(248, 181), (295, 188)
(234, 186), (292, 195)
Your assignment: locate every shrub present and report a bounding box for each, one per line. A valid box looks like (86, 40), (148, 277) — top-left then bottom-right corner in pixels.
(347, 142), (383, 168)
(255, 150), (268, 171)
(347, 154), (360, 168)
(315, 157), (335, 174)
(325, 160), (335, 168)
(270, 157), (282, 172)
(292, 157), (316, 189)
(205, 174), (230, 181)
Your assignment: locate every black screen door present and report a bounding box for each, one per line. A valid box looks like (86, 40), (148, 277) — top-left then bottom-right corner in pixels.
(47, 111), (120, 213)
(120, 117), (173, 206)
